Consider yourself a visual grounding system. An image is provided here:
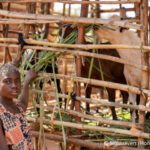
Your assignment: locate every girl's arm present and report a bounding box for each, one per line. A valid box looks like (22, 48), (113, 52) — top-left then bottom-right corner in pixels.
(18, 70), (37, 112)
(0, 120), (9, 150)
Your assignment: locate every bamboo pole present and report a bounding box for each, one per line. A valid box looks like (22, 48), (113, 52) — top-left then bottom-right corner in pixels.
(0, 37), (150, 51)
(24, 2), (36, 38)
(27, 117), (150, 139)
(0, 30), (22, 34)
(95, 0), (100, 18)
(39, 73), (150, 96)
(33, 90), (150, 114)
(99, 7), (135, 13)
(138, 0), (149, 148)
(35, 103), (141, 129)
(31, 131), (106, 150)
(0, 43), (149, 72)
(7, 3), (137, 15)
(31, 131), (143, 150)
(134, 2), (140, 21)
(0, 18), (59, 24)
(1, 0), (141, 4)
(62, 3), (66, 16)
(24, 43), (150, 52)
(2, 3), (12, 64)
(75, 96), (150, 112)
(73, 0), (89, 133)
(0, 9), (142, 30)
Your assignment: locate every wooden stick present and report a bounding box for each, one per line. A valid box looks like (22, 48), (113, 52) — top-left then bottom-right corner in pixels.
(99, 7), (135, 13)
(73, 0), (89, 129)
(39, 73), (150, 96)
(0, 9), (142, 30)
(0, 18), (59, 24)
(2, 0), (141, 4)
(0, 37), (150, 51)
(138, 0), (149, 148)
(0, 43), (149, 71)
(24, 45), (149, 71)
(33, 90), (150, 113)
(27, 117), (150, 139)
(35, 103), (141, 129)
(31, 131), (141, 150)
(31, 131), (106, 150)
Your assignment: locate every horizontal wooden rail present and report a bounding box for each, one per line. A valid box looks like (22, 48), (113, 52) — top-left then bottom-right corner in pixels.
(0, 42), (149, 71)
(31, 131), (107, 150)
(31, 131), (141, 150)
(24, 45), (149, 71)
(0, 38), (150, 51)
(34, 103), (141, 129)
(2, 0), (141, 4)
(33, 89), (150, 113)
(0, 9), (142, 30)
(27, 117), (150, 139)
(0, 18), (59, 24)
(38, 73), (150, 96)
(99, 7), (136, 13)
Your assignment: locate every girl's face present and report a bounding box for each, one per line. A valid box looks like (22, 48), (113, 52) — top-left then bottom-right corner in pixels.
(0, 70), (21, 100)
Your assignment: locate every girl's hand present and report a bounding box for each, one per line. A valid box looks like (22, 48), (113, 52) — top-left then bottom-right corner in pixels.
(24, 70), (37, 84)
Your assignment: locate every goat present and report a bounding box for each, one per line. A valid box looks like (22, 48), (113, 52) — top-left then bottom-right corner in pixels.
(83, 48), (129, 119)
(61, 24), (129, 120)
(96, 26), (146, 121)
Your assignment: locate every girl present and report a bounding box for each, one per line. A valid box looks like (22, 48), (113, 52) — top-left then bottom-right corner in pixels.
(0, 63), (37, 150)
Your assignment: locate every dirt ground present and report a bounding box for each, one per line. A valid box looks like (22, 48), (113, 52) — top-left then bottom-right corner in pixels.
(32, 138), (60, 150)
(45, 140), (60, 150)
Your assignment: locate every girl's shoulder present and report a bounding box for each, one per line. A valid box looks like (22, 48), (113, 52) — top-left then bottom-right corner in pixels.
(0, 102), (24, 116)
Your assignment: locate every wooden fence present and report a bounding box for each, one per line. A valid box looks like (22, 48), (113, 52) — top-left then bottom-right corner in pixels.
(0, 0), (149, 149)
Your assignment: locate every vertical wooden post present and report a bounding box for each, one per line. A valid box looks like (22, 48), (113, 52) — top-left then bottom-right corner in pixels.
(63, 3), (66, 16)
(134, 2), (140, 20)
(95, 0), (100, 18)
(134, 1), (140, 37)
(68, 4), (71, 16)
(138, 0), (149, 148)
(74, 0), (89, 125)
(91, 1), (100, 18)
(25, 2), (36, 37)
(148, 7), (150, 46)
(3, 3), (12, 63)
(91, 3), (94, 18)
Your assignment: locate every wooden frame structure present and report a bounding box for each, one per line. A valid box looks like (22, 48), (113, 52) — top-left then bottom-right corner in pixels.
(0, 0), (149, 149)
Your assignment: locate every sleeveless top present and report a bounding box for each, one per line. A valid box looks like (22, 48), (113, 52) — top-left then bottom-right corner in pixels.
(0, 103), (33, 150)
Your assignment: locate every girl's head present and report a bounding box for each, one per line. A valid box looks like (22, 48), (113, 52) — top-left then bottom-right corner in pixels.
(0, 63), (21, 100)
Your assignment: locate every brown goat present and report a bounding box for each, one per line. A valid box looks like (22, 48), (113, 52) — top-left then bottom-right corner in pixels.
(82, 48), (128, 120)
(61, 24), (128, 120)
